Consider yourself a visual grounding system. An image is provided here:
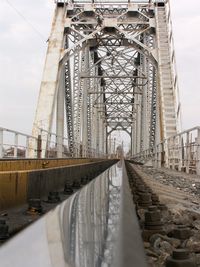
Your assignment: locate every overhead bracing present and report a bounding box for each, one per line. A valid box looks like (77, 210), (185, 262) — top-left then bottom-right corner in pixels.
(31, 0), (181, 158)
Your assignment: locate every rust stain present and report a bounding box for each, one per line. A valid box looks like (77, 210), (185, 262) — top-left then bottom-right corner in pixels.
(15, 173), (18, 195)
(0, 172), (28, 211)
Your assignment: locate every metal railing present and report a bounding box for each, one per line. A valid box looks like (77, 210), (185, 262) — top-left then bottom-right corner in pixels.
(132, 126), (200, 175)
(0, 127), (37, 159)
(0, 127), (109, 159)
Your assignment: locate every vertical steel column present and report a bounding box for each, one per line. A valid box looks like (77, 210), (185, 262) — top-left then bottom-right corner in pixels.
(104, 122), (107, 156)
(141, 57), (148, 151)
(25, 137), (30, 158)
(56, 67), (65, 158)
(196, 129), (200, 175)
(86, 52), (93, 156)
(82, 47), (89, 157)
(136, 99), (141, 153)
(101, 118), (105, 155)
(99, 115), (104, 155)
(132, 120), (137, 155)
(172, 136), (176, 170)
(150, 66), (157, 148)
(90, 52), (98, 155)
(178, 134), (182, 171)
(73, 37), (82, 157)
(130, 127), (133, 156)
(186, 132), (190, 174)
(91, 87), (98, 155)
(14, 133), (18, 158)
(65, 59), (74, 156)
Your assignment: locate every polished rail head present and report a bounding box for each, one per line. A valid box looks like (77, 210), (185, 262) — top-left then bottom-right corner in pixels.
(0, 161), (147, 267)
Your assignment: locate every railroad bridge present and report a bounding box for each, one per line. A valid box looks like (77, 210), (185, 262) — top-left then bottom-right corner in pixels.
(0, 1), (200, 266)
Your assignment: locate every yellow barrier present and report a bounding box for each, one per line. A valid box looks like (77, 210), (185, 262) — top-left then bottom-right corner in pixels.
(0, 158), (97, 172)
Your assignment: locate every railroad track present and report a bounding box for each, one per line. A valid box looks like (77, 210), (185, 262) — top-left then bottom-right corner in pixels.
(126, 162), (200, 267)
(1, 160), (199, 267)
(132, 164), (200, 214)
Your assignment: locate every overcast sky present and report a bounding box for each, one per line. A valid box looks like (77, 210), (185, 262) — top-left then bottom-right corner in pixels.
(0, 0), (200, 136)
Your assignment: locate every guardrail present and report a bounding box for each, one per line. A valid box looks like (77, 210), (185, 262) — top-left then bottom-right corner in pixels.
(0, 127), (108, 159)
(132, 126), (200, 175)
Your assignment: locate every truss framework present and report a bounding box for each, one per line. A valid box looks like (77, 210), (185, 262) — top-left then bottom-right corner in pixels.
(31, 0), (181, 157)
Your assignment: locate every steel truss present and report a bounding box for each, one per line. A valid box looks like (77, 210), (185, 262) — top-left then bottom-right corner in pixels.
(31, 0), (181, 157)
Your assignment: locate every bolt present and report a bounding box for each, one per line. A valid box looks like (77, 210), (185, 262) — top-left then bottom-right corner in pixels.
(173, 225), (191, 240)
(27, 198), (43, 215)
(72, 180), (81, 190)
(144, 206), (163, 228)
(144, 206), (164, 230)
(151, 193), (160, 205)
(138, 192), (152, 207)
(166, 249), (196, 267)
(142, 206), (165, 241)
(47, 191), (60, 203)
(137, 185), (146, 192)
(0, 220), (9, 240)
(64, 183), (73, 195)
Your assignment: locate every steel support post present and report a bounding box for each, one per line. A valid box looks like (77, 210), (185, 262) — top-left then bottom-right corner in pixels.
(102, 118), (106, 155)
(108, 135), (111, 158)
(196, 129), (200, 175)
(25, 137), (30, 158)
(178, 135), (182, 171)
(96, 111), (100, 155)
(105, 127), (108, 156)
(130, 127), (133, 157)
(136, 100), (141, 153)
(172, 136), (176, 170)
(56, 67), (65, 158)
(82, 47), (89, 157)
(131, 121), (136, 156)
(99, 116), (104, 156)
(37, 135), (42, 159)
(133, 121), (137, 155)
(91, 60), (99, 155)
(46, 133), (51, 158)
(186, 132), (190, 174)
(104, 123), (107, 157)
(141, 53), (148, 151)
(73, 36), (82, 155)
(14, 133), (18, 158)
(164, 139), (169, 168)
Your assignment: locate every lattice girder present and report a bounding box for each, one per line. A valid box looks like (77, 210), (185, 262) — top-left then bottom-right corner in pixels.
(32, 0), (180, 157)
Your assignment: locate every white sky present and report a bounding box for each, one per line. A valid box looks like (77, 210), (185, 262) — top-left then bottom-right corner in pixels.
(0, 0), (200, 138)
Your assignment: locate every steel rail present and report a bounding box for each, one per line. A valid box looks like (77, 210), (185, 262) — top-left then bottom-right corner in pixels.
(0, 160), (147, 267)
